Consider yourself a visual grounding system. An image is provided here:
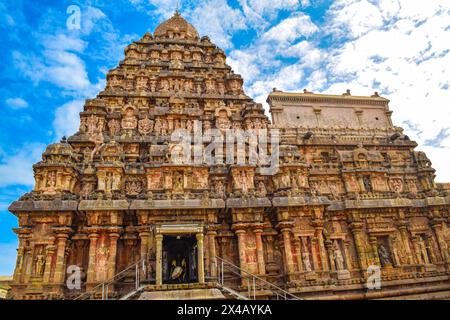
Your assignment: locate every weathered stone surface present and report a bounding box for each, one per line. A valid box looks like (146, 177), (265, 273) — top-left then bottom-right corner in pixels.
(7, 12), (450, 300)
(138, 288), (225, 300)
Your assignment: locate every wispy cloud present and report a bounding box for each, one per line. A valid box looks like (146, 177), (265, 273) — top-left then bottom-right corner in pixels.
(0, 242), (18, 275)
(53, 99), (84, 139)
(0, 143), (46, 188)
(5, 98), (28, 109)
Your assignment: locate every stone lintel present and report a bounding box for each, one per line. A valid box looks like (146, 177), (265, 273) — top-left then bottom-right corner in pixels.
(8, 200), (78, 213)
(272, 196), (330, 207)
(155, 223), (204, 235)
(226, 197), (271, 208)
(78, 200), (130, 211)
(325, 196), (450, 210)
(130, 199), (225, 209)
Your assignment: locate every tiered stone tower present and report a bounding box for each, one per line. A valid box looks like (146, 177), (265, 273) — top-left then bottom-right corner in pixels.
(8, 12), (450, 300)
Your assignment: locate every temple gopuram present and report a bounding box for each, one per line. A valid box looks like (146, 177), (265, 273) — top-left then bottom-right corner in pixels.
(8, 12), (450, 300)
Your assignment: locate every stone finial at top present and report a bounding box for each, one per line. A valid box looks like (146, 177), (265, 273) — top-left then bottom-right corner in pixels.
(343, 89), (351, 96)
(154, 10), (199, 40)
(371, 91), (380, 98)
(303, 89), (314, 94)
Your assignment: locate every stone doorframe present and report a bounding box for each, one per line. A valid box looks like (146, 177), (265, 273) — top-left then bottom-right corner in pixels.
(154, 224), (205, 285)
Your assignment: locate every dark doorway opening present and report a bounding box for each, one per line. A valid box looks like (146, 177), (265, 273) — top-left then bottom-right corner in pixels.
(162, 235), (198, 284)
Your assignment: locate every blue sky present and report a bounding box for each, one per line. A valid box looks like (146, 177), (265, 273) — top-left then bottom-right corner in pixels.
(0, 0), (449, 275)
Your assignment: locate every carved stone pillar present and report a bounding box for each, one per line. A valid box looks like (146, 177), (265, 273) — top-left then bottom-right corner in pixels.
(325, 241), (335, 271)
(426, 234), (437, 264)
(313, 222), (329, 271)
(431, 219), (449, 262)
(155, 234), (163, 285)
(265, 236), (275, 265)
(54, 233), (69, 284)
(107, 233), (120, 279)
(343, 240), (353, 270)
(196, 233), (205, 284)
(294, 239), (303, 273)
(235, 229), (248, 272)
(207, 231), (217, 278)
(139, 231), (150, 261)
(87, 233), (99, 284)
(369, 236), (381, 267)
(13, 235), (28, 283)
(310, 237), (320, 271)
(43, 245), (55, 283)
(254, 229), (265, 275)
(23, 246), (33, 284)
(350, 223), (367, 269)
(419, 236), (430, 264)
(397, 222), (414, 264)
(411, 236), (423, 264)
(282, 228), (295, 276)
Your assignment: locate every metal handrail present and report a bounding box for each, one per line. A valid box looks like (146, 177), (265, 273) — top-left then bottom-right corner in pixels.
(74, 258), (147, 300)
(215, 256), (299, 300)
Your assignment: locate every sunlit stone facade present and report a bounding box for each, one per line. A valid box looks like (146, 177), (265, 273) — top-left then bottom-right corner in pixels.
(9, 13), (450, 300)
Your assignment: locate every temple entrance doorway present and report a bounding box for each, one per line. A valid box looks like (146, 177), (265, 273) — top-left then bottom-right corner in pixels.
(155, 224), (205, 286)
(162, 235), (198, 284)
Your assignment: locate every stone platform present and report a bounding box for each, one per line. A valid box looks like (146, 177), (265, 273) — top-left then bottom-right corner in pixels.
(138, 283), (225, 300)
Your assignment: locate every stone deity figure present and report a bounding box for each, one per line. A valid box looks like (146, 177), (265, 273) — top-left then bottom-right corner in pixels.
(378, 244), (392, 266)
(363, 176), (373, 193)
(34, 254), (45, 276)
(257, 181), (267, 198)
(240, 171), (249, 194)
(46, 171), (56, 191)
(302, 251), (312, 272)
(122, 109), (138, 130)
(108, 119), (120, 136)
(161, 120), (169, 135)
(333, 240), (345, 271)
(173, 172), (184, 192)
(418, 237), (431, 264)
(206, 79), (216, 93)
(138, 117), (154, 135)
(186, 120), (193, 133)
(161, 79), (170, 92)
(89, 130), (105, 161)
(214, 180), (225, 199)
(154, 118), (162, 135)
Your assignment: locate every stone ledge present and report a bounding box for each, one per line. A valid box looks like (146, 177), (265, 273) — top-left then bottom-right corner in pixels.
(8, 200), (78, 212)
(226, 197), (271, 208)
(130, 199), (225, 209)
(79, 200), (130, 211)
(138, 288), (225, 300)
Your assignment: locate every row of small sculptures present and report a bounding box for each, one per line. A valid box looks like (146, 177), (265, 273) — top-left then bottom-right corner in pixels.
(107, 76), (243, 95)
(81, 116), (267, 137)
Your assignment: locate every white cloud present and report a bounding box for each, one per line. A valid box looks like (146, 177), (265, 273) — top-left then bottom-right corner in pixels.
(12, 34), (91, 92)
(0, 143), (46, 188)
(320, 0), (450, 181)
(131, 0), (179, 18)
(53, 100), (84, 139)
(419, 146), (450, 182)
(263, 13), (318, 43)
(223, 0), (450, 181)
(5, 98), (28, 109)
(81, 6), (108, 35)
(186, 0), (248, 49)
(239, 0), (301, 22)
(0, 242), (18, 275)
